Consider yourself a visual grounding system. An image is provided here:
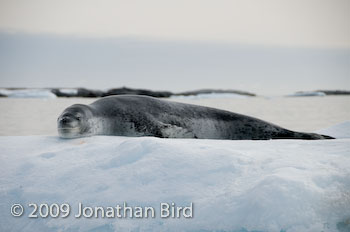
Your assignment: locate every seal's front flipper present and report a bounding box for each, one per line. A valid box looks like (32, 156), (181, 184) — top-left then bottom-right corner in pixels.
(159, 123), (196, 138)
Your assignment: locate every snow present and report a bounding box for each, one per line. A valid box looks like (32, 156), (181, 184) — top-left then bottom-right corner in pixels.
(0, 124), (350, 232)
(59, 88), (78, 95)
(288, 91), (326, 97)
(171, 93), (250, 99)
(316, 121), (350, 139)
(0, 89), (57, 98)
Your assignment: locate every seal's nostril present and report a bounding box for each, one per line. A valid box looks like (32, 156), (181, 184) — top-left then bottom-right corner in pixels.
(59, 117), (70, 124)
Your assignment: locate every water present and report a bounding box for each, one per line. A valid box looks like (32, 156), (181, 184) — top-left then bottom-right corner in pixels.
(0, 96), (349, 136)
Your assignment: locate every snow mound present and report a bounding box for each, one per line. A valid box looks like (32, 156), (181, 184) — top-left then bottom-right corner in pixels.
(316, 121), (350, 139)
(0, 137), (349, 232)
(288, 91), (326, 97)
(171, 93), (250, 99)
(0, 89), (57, 98)
(59, 88), (78, 95)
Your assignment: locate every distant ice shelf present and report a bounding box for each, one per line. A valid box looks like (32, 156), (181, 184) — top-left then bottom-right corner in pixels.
(287, 91), (326, 97)
(0, 88), (57, 98)
(170, 92), (250, 99)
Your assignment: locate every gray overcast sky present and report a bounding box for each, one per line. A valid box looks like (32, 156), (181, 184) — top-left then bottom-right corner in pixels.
(1, 0), (349, 48)
(0, 0), (349, 95)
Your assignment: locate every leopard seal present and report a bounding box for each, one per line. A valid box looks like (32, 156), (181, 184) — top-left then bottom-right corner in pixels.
(57, 95), (334, 140)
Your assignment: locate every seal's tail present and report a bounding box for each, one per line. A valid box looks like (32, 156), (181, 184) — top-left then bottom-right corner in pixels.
(274, 130), (335, 140)
(295, 132), (335, 140)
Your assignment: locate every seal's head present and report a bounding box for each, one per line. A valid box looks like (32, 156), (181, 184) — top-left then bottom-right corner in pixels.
(57, 104), (95, 138)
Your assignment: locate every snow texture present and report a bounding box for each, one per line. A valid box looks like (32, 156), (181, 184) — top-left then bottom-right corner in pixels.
(0, 124), (350, 232)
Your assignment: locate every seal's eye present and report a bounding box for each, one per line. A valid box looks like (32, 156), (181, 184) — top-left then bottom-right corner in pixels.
(76, 116), (81, 121)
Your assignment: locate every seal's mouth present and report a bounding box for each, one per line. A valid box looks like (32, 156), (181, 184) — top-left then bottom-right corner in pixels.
(58, 126), (79, 129)
(58, 127), (81, 138)
(58, 127), (80, 132)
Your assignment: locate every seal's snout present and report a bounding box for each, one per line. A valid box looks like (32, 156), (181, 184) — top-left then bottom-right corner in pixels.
(58, 114), (80, 128)
(58, 115), (74, 125)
